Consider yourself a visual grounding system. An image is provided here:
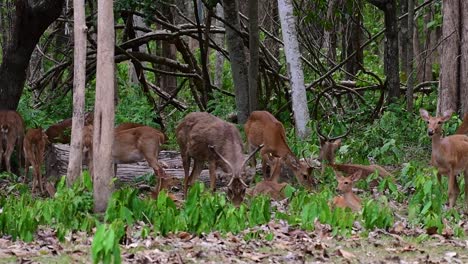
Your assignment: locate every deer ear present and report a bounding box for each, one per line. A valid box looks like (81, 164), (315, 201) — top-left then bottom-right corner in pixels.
(441, 110), (453, 122)
(419, 109), (430, 121)
(350, 170), (362, 182)
(333, 139), (342, 146)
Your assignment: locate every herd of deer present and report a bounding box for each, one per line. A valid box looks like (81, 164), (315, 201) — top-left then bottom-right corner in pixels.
(0, 108), (467, 211)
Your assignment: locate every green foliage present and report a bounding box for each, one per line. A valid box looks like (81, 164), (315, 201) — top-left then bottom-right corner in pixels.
(362, 197), (394, 230)
(91, 221), (124, 264)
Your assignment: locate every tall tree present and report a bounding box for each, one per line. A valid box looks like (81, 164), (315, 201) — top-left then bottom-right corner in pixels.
(0, 0), (65, 110)
(67, 0), (87, 185)
(277, 0), (310, 138)
(213, 3), (225, 90)
(93, 0), (115, 213)
(248, 0), (259, 112)
(222, 0), (250, 123)
(405, 0), (415, 111)
(367, 0), (400, 101)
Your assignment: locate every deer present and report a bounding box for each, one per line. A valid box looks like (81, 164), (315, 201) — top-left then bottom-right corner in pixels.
(250, 180), (287, 201)
(420, 108), (468, 209)
(23, 128), (48, 193)
(332, 170), (363, 212)
(45, 112), (93, 144)
(455, 113), (468, 135)
(244, 111), (314, 188)
(176, 112), (262, 206)
(82, 124), (168, 192)
(316, 122), (349, 174)
(317, 122), (391, 179)
(0, 110), (25, 174)
(115, 122), (168, 142)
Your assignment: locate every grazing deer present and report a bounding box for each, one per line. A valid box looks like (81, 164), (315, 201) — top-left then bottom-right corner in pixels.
(115, 122), (168, 142)
(0, 110), (25, 173)
(316, 122), (349, 174)
(455, 113), (468, 135)
(23, 128), (48, 193)
(244, 111), (314, 187)
(333, 170), (362, 212)
(82, 124), (168, 192)
(251, 180), (287, 201)
(420, 109), (468, 209)
(176, 112), (261, 206)
(45, 112), (93, 144)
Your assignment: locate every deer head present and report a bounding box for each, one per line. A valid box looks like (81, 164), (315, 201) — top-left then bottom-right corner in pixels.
(335, 170), (362, 194)
(209, 144), (263, 206)
(419, 109), (453, 136)
(317, 122), (349, 165)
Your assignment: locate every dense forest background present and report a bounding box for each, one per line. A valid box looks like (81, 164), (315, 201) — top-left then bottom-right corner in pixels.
(0, 0), (468, 262)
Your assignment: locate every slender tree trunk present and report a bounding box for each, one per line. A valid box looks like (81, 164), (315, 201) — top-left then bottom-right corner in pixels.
(213, 4), (225, 89)
(248, 0), (259, 112)
(400, 0), (408, 81)
(324, 0), (337, 65)
(367, 0), (401, 101)
(0, 0), (65, 110)
(345, 1), (363, 80)
(93, 0), (115, 213)
(222, 0), (250, 123)
(277, 0), (310, 138)
(437, 0), (460, 115)
(67, 0), (87, 186)
(406, 0), (415, 111)
(193, 0), (212, 105)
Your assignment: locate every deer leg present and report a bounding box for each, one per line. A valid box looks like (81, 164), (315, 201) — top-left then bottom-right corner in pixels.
(248, 142), (257, 168)
(184, 160), (203, 197)
(448, 169), (460, 208)
(24, 158), (30, 184)
(3, 141), (14, 173)
(208, 160), (217, 192)
(269, 158), (282, 182)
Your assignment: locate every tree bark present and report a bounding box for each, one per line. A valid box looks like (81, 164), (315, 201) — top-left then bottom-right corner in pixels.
(400, 0), (408, 81)
(213, 4), (225, 90)
(93, 0), (115, 213)
(367, 0), (401, 101)
(344, 1), (363, 80)
(67, 0), (87, 186)
(460, 0), (468, 115)
(406, 0), (415, 112)
(222, 0), (250, 123)
(248, 0), (259, 112)
(0, 0), (65, 110)
(277, 0), (310, 138)
(437, 0), (460, 115)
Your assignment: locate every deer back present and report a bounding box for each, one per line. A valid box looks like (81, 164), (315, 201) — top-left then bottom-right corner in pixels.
(252, 180), (287, 200)
(455, 113), (468, 135)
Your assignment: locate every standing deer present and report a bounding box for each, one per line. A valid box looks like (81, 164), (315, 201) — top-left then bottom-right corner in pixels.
(420, 109), (468, 209)
(82, 124), (168, 192)
(23, 128), (48, 193)
(176, 112), (261, 206)
(333, 170), (362, 212)
(455, 113), (468, 135)
(0, 110), (25, 173)
(244, 111), (314, 187)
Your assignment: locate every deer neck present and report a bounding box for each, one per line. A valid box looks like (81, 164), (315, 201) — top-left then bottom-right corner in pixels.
(430, 132), (443, 153)
(284, 153), (299, 168)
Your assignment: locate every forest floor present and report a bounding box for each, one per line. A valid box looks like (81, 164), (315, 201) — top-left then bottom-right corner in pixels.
(1, 150), (467, 263)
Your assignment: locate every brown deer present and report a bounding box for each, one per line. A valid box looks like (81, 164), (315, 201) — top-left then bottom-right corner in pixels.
(176, 112), (262, 206)
(455, 113), (468, 135)
(333, 170), (362, 212)
(45, 112), (93, 144)
(244, 111), (314, 187)
(420, 109), (468, 209)
(0, 110), (25, 173)
(251, 180), (287, 201)
(82, 124), (168, 192)
(115, 122), (168, 142)
(23, 128), (48, 193)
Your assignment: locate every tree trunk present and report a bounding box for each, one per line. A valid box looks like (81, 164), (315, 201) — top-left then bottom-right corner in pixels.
(277, 0), (310, 138)
(459, 0), (468, 115)
(222, 0), (250, 123)
(400, 0), (408, 81)
(248, 0), (259, 112)
(213, 4), (225, 90)
(437, 0), (460, 115)
(93, 0), (115, 213)
(67, 0), (87, 186)
(323, 0), (338, 65)
(344, 1), (363, 80)
(367, 0), (401, 101)
(406, 0), (415, 112)
(0, 0), (65, 110)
